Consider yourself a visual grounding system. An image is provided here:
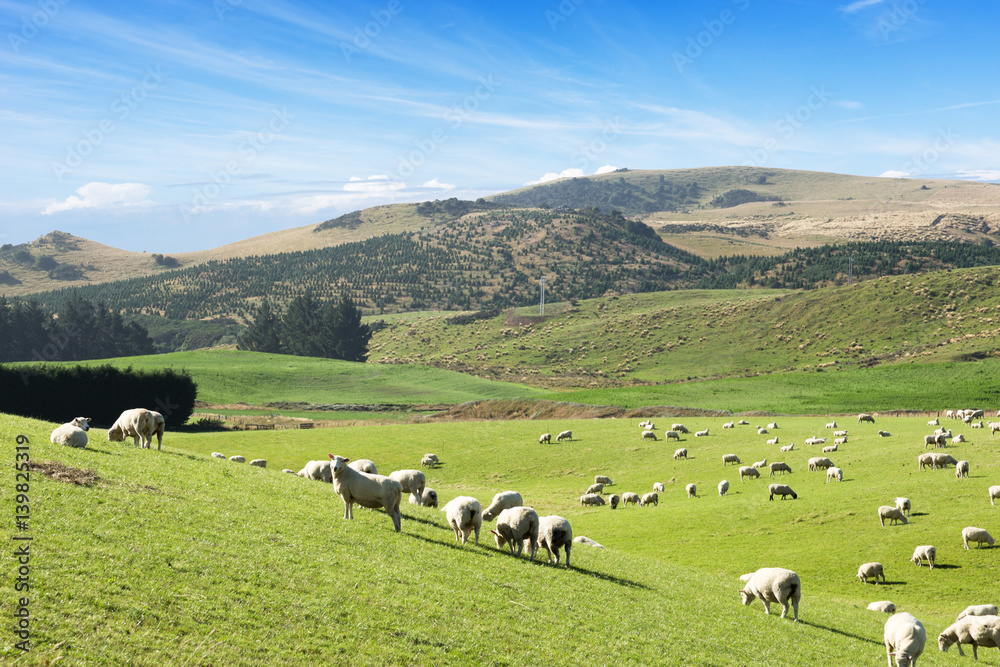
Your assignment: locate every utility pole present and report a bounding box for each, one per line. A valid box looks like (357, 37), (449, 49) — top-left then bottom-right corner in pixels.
(540, 276), (546, 315)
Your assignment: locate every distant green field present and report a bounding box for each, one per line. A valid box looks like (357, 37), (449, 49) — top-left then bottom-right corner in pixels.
(9, 411), (1000, 665)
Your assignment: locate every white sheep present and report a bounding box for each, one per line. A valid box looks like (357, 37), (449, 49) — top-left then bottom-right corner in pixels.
(928, 418), (939, 426)
(884, 612), (926, 667)
(673, 448), (688, 460)
(50, 417), (91, 449)
(492, 506), (539, 559)
(768, 484), (797, 500)
(917, 453), (935, 470)
(932, 452), (959, 469)
(695, 429), (709, 437)
(739, 466), (760, 481)
(722, 453), (741, 466)
(640, 491), (659, 507)
(573, 535), (604, 549)
(957, 605), (999, 620)
(823, 444), (838, 454)
(641, 430), (658, 441)
(211, 452), (226, 459)
(737, 419), (749, 425)
(878, 506), (908, 526)
(666, 430), (681, 441)
(622, 491), (640, 506)
(858, 562), (886, 584)
(580, 493), (606, 507)
(328, 454), (402, 532)
(107, 408), (155, 449)
(910, 545), (935, 569)
(858, 413), (875, 424)
(946, 410), (956, 419)
(685, 484), (696, 498)
(653, 482), (664, 493)
(539, 433), (551, 444)
(349, 459), (378, 475)
(808, 457), (834, 471)
(420, 454), (438, 469)
(229, 455), (245, 463)
(767, 437), (779, 446)
(894, 497), (911, 517)
(249, 459), (266, 468)
(482, 491), (523, 521)
(767, 422), (778, 430)
(833, 429), (848, 438)
(937, 615), (1000, 661)
(804, 437), (826, 445)
(769, 462), (792, 476)
(757, 427), (768, 435)
(723, 421), (735, 429)
(595, 475), (614, 487)
(825, 421), (837, 429)
(868, 601), (896, 613)
(586, 483), (604, 495)
(956, 460), (970, 478)
(388, 469), (426, 502)
(148, 410), (165, 450)
(718, 480), (729, 497)
(952, 434), (966, 444)
(833, 436), (847, 445)
(282, 468), (296, 474)
(738, 567), (800, 622)
(752, 458), (767, 469)
(409, 488), (438, 507)
(779, 444), (795, 452)
(298, 460), (332, 482)
(442, 496), (482, 545)
(826, 467), (843, 483)
(672, 423), (689, 434)
(989, 485), (1000, 506)
(922, 434), (938, 448)
(535, 515), (573, 567)
(556, 430), (573, 442)
(962, 526), (994, 549)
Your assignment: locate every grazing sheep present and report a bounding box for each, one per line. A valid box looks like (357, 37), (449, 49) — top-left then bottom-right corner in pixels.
(937, 615), (1000, 661)
(826, 421), (837, 429)
(989, 485), (1000, 505)
(50, 417), (91, 449)
(970, 409), (985, 419)
(722, 453), (741, 466)
(388, 469), (426, 502)
(878, 506), (908, 527)
(420, 454), (438, 469)
(884, 612), (926, 667)
(739, 466), (761, 481)
(833, 430), (848, 438)
(608, 494), (620, 509)
(957, 605), (999, 620)
(492, 506), (539, 559)
(956, 460), (970, 479)
(556, 430), (573, 442)
(952, 434), (966, 444)
(685, 484), (696, 498)
(595, 475), (613, 487)
(673, 448), (688, 460)
(535, 515), (573, 567)
(539, 432), (551, 444)
(878, 430), (892, 437)
(640, 491), (659, 507)
(641, 430), (658, 441)
(653, 482), (664, 493)
(767, 422), (779, 430)
(107, 408), (155, 449)
(826, 467), (843, 483)
(895, 497), (911, 517)
(622, 491), (641, 506)
(718, 480), (729, 497)
(442, 496), (482, 545)
(779, 444), (795, 452)
(695, 429), (709, 437)
(298, 460), (332, 482)
(211, 452), (226, 459)
(931, 452), (959, 469)
(991, 422), (1000, 435)
(249, 459), (266, 468)
(738, 567), (801, 622)
(858, 413), (876, 424)
(946, 410), (956, 419)
(808, 457), (834, 471)
(858, 562), (886, 585)
(768, 484), (797, 500)
(923, 434), (938, 448)
(910, 545), (936, 569)
(672, 424), (689, 434)
(328, 454), (403, 532)
(917, 453), (936, 470)
(410, 488), (438, 508)
(148, 410), (165, 450)
(349, 459), (378, 475)
(962, 526), (995, 549)
(482, 491), (524, 521)
(666, 430), (681, 441)
(769, 462), (792, 476)
(767, 437), (779, 446)
(868, 601), (896, 613)
(752, 458), (768, 469)
(585, 483), (604, 495)
(229, 455), (245, 463)
(572, 535), (604, 549)
(723, 421), (735, 429)
(580, 493), (606, 507)
(823, 444), (839, 454)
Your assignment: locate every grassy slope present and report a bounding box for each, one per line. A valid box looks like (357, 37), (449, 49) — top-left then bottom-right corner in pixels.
(7, 411), (999, 665)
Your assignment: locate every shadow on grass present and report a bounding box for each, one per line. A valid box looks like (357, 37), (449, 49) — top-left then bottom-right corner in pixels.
(799, 620), (882, 646)
(927, 563), (961, 570)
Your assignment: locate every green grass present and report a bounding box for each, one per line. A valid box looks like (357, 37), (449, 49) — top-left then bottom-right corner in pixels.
(8, 411), (1000, 665)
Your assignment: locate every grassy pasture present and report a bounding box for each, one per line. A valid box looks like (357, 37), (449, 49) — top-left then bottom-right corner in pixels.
(6, 411), (1000, 665)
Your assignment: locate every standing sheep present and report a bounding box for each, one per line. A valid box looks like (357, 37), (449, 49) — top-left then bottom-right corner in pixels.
(539, 433), (551, 444)
(768, 484), (797, 500)
(826, 467), (843, 483)
(962, 526), (994, 549)
(671, 424), (689, 434)
(639, 491), (659, 507)
(858, 413), (876, 424)
(739, 466), (760, 482)
(482, 491), (523, 521)
(769, 462), (792, 476)
(556, 430), (573, 442)
(622, 491), (640, 506)
(884, 612), (926, 667)
(229, 455), (245, 463)
(673, 448), (688, 460)
(738, 567), (801, 622)
(410, 488), (438, 508)
(585, 483), (604, 495)
(718, 480), (729, 497)
(685, 484), (697, 498)
(931, 452), (959, 469)
(107, 408), (155, 449)
(580, 493), (606, 507)
(148, 410), (165, 450)
(388, 469), (426, 503)
(298, 460), (332, 482)
(956, 460), (970, 479)
(420, 454), (439, 469)
(492, 506), (539, 559)
(328, 454), (403, 532)
(937, 615), (1000, 661)
(653, 482), (665, 493)
(535, 515), (573, 567)
(641, 430), (658, 441)
(607, 494), (620, 510)
(50, 417), (91, 449)
(989, 485), (1000, 505)
(808, 457), (834, 471)
(858, 562), (886, 585)
(910, 545), (935, 569)
(878, 506), (908, 527)
(895, 497), (911, 517)
(722, 454), (741, 466)
(442, 496), (482, 545)
(595, 475), (614, 487)
(665, 430), (681, 441)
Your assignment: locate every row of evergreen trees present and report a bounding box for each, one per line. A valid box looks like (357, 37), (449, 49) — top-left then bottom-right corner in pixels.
(237, 292), (372, 362)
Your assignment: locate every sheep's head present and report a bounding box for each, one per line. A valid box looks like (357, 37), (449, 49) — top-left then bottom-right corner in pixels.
(72, 417), (91, 431)
(107, 426), (124, 442)
(328, 454), (350, 472)
(891, 651), (916, 667)
(738, 589), (755, 606)
(938, 631), (957, 653)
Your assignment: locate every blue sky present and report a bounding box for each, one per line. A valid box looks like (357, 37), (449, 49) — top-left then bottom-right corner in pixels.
(2, 0), (998, 252)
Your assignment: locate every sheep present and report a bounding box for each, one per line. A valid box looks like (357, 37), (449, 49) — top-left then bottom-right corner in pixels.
(695, 429), (709, 437)
(718, 480), (729, 497)
(723, 421), (735, 429)
(917, 453), (936, 470)
(349, 459), (378, 475)
(409, 488), (438, 508)
(970, 409), (986, 419)
(442, 496), (482, 545)
(956, 460), (970, 479)
(769, 462), (792, 476)
(673, 448), (688, 460)
(957, 605), (999, 620)
(878, 430), (892, 437)
(539, 433), (551, 444)
(937, 615), (1000, 661)
(825, 421), (837, 429)
(249, 459), (266, 468)
(722, 453), (741, 466)
(685, 484), (696, 498)
(768, 484), (797, 500)
(580, 493), (606, 507)
(858, 413), (876, 424)
(492, 506), (539, 559)
(962, 526), (994, 549)
(767, 437), (779, 446)
(298, 460), (332, 482)
(607, 494), (620, 509)
(148, 410), (165, 450)
(779, 444), (795, 452)
(868, 601), (896, 613)
(757, 427), (768, 435)
(573, 535), (604, 549)
(752, 458), (767, 469)
(282, 468), (296, 474)
(895, 497), (911, 517)
(928, 418), (939, 426)
(665, 430), (681, 441)
(107, 408), (155, 449)
(992, 422), (1000, 435)
(878, 506), (908, 527)
(535, 515), (572, 567)
(482, 491), (523, 521)
(823, 444), (839, 454)
(672, 424), (689, 434)
(833, 436), (847, 445)
(833, 429), (848, 438)
(804, 437), (826, 445)
(211, 452), (226, 459)
(653, 482), (664, 493)
(420, 454), (438, 469)
(388, 469), (426, 502)
(638, 420), (653, 429)
(640, 491), (659, 507)
(767, 422), (779, 430)
(884, 612), (926, 667)
(739, 466), (760, 481)
(858, 562), (886, 584)
(922, 434), (938, 448)
(952, 434), (966, 444)
(934, 426), (950, 436)
(910, 545), (936, 569)
(622, 491), (641, 506)
(556, 430), (573, 442)
(328, 454), (403, 532)
(808, 456), (834, 471)
(946, 410), (956, 419)
(990, 485), (1000, 505)
(595, 475), (613, 486)
(931, 452), (959, 469)
(50, 417), (91, 448)
(641, 430), (658, 441)
(737, 419), (749, 425)
(737, 567), (800, 622)
(826, 467), (843, 483)
(229, 455), (245, 463)
(585, 483), (604, 495)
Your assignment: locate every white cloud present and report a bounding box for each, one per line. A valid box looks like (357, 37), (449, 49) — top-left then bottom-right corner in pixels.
(841, 0), (884, 12)
(878, 170), (911, 178)
(834, 100), (864, 110)
(421, 178), (456, 190)
(952, 169), (1000, 182)
(525, 168), (585, 186)
(342, 175), (406, 193)
(595, 165), (618, 174)
(43, 182), (153, 214)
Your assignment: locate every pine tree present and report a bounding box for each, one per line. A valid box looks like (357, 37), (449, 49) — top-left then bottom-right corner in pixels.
(324, 293), (372, 362)
(237, 299), (283, 353)
(280, 292), (324, 357)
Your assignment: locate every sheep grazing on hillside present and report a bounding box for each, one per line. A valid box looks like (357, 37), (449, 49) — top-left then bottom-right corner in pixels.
(107, 408), (155, 449)
(595, 475), (613, 487)
(738, 567), (801, 622)
(410, 488), (438, 508)
(442, 496), (482, 545)
(962, 526), (994, 549)
(607, 494), (620, 509)
(826, 467), (843, 483)
(535, 515), (573, 567)
(573, 535), (604, 549)
(580, 493), (606, 507)
(388, 469), (426, 503)
(917, 453), (936, 470)
(50, 417), (91, 449)
(989, 485), (1000, 506)
(148, 410), (165, 450)
(249, 459), (266, 468)
(955, 460), (970, 479)
(482, 491), (523, 521)
(938, 615), (1000, 661)
(931, 452), (959, 469)
(211, 452), (226, 459)
(808, 457), (834, 472)
(622, 491), (641, 506)
(857, 562), (886, 585)
(894, 497), (911, 517)
(556, 430), (573, 442)
(671, 424), (689, 434)
(722, 454), (741, 466)
(328, 454), (403, 532)
(884, 612), (926, 667)
(910, 545), (936, 569)
(878, 506), (908, 527)
(739, 466), (760, 482)
(641, 430), (658, 441)
(653, 482), (665, 493)
(539, 433), (551, 444)
(229, 455), (245, 463)
(685, 484), (696, 498)
(665, 430), (681, 441)
(769, 462), (792, 476)
(639, 492), (659, 507)
(858, 413), (876, 424)
(868, 601), (896, 614)
(420, 454), (439, 469)
(768, 484), (797, 501)
(298, 460), (332, 482)
(957, 605), (999, 621)
(673, 448), (688, 460)
(585, 483), (604, 495)
(718, 480), (729, 497)
(349, 459), (378, 475)
(492, 506), (539, 559)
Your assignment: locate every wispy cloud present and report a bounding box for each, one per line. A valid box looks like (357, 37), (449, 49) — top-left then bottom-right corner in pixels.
(43, 182), (153, 214)
(840, 0), (885, 13)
